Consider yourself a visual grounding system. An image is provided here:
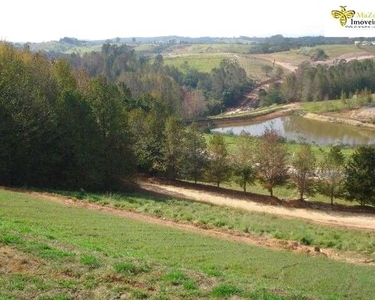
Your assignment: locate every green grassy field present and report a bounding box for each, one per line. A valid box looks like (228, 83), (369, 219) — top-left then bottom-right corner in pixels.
(215, 133), (354, 161)
(164, 53), (229, 73)
(300, 100), (357, 114)
(244, 45), (375, 66)
(314, 45), (375, 58)
(1, 189), (375, 299)
(168, 44), (254, 55)
(164, 53), (277, 80)
(56, 188), (375, 256)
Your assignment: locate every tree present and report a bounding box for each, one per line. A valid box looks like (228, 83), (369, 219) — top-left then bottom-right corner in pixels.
(180, 123), (207, 183)
(88, 76), (135, 188)
(256, 128), (289, 197)
(311, 49), (328, 61)
(318, 146), (345, 205)
(290, 144), (316, 200)
(261, 65), (273, 77)
(344, 147), (375, 206)
(163, 116), (184, 179)
(205, 133), (230, 187)
(231, 132), (256, 192)
(128, 108), (166, 173)
(183, 89), (206, 119)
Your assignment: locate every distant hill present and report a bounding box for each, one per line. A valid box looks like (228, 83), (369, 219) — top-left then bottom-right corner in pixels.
(14, 35), (375, 55)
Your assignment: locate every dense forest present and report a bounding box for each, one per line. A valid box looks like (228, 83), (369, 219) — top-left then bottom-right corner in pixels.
(260, 59), (375, 106)
(0, 42), (251, 189)
(68, 43), (253, 116)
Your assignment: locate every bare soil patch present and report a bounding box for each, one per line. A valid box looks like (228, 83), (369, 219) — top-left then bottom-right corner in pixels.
(0, 246), (42, 274)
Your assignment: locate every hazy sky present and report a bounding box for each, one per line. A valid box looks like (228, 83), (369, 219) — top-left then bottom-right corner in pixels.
(0, 0), (369, 42)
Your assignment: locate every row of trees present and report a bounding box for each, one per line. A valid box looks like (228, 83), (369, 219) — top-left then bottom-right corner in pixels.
(158, 124), (375, 206)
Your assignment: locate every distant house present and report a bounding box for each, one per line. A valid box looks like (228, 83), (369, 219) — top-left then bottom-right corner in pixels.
(354, 41), (361, 45)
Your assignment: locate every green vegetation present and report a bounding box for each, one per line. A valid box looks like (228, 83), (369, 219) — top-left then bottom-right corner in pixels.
(2, 189), (375, 299)
(164, 54), (229, 73)
(345, 147), (375, 206)
(300, 100), (350, 114)
(168, 43), (254, 55)
(47, 188), (375, 257)
(218, 133), (354, 162)
(281, 60), (375, 103)
(164, 53), (278, 80)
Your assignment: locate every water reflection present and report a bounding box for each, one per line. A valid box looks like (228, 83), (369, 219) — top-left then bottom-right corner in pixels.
(212, 116), (375, 146)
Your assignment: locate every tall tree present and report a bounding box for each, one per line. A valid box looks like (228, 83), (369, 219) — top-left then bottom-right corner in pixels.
(231, 132), (256, 192)
(344, 147), (375, 206)
(290, 144), (317, 200)
(256, 128), (289, 197)
(88, 76), (135, 188)
(205, 133), (230, 187)
(318, 146), (345, 205)
(180, 123), (207, 183)
(163, 116), (184, 179)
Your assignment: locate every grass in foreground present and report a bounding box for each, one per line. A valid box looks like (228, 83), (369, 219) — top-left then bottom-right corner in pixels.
(1, 189), (375, 299)
(57, 188), (375, 258)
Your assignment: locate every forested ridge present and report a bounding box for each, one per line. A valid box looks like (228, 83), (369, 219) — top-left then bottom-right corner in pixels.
(261, 59), (375, 106)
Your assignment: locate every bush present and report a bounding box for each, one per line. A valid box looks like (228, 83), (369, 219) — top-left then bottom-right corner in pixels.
(300, 235), (314, 246)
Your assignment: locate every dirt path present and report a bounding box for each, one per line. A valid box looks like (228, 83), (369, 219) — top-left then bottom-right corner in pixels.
(138, 181), (375, 231)
(7, 189), (374, 266)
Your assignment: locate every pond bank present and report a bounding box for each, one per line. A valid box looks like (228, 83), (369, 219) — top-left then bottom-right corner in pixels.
(303, 112), (375, 130)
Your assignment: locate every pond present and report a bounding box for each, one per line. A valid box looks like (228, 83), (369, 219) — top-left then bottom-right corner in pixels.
(212, 115), (375, 146)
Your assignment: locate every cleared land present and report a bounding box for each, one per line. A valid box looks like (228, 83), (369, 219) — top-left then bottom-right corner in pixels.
(2, 189), (375, 299)
(164, 53), (277, 81)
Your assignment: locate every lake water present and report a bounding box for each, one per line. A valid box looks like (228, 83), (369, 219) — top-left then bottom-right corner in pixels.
(212, 115), (375, 146)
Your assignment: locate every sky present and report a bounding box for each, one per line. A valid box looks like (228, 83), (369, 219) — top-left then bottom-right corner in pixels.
(0, 0), (371, 42)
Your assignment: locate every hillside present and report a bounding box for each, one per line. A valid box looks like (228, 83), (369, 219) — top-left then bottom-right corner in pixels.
(2, 188), (375, 299)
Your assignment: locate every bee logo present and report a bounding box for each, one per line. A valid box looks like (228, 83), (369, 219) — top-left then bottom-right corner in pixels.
(332, 6), (356, 26)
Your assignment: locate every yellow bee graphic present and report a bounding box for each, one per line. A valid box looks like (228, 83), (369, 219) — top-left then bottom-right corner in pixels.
(331, 6), (356, 26)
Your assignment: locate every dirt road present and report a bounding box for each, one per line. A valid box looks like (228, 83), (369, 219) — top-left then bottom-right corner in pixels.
(138, 180), (375, 231)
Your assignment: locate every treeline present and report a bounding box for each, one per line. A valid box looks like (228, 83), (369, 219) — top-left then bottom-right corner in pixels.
(68, 43), (253, 116)
(248, 35), (375, 54)
(260, 59), (375, 106)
